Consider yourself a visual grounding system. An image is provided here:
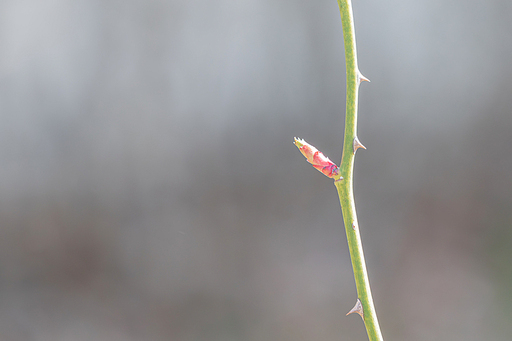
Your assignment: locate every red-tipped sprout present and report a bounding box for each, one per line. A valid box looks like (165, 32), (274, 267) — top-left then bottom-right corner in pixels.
(294, 137), (340, 179)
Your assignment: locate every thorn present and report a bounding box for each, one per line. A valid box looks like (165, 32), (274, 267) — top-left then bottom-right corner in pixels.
(357, 71), (370, 84)
(353, 136), (367, 154)
(352, 223), (356, 230)
(346, 298), (364, 320)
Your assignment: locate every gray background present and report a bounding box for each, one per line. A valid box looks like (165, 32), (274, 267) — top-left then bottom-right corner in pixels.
(1, 0), (512, 340)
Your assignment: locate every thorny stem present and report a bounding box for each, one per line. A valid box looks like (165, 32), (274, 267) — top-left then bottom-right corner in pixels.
(334, 0), (384, 340)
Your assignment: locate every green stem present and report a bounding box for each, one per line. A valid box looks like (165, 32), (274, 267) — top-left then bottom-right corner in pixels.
(334, 0), (384, 340)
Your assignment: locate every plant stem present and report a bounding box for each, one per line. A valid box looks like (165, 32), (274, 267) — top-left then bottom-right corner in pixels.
(334, 1), (384, 340)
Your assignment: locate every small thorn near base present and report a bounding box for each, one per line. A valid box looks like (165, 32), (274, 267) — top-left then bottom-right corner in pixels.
(357, 71), (370, 84)
(346, 298), (364, 320)
(353, 136), (367, 154)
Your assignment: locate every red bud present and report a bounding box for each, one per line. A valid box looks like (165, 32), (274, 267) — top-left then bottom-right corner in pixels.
(294, 138), (340, 179)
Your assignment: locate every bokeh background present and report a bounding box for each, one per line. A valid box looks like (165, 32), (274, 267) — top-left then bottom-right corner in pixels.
(1, 0), (512, 340)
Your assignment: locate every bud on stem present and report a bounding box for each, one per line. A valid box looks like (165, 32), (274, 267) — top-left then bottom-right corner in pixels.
(294, 137), (340, 179)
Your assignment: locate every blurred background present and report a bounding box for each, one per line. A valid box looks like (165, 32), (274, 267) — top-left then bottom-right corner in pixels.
(1, 0), (512, 340)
